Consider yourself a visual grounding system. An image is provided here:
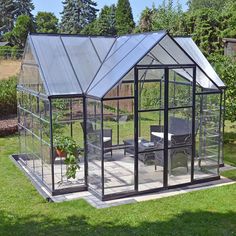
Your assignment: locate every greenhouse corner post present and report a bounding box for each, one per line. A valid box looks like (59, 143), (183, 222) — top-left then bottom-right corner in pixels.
(134, 67), (139, 192)
(191, 66), (196, 183)
(164, 68), (169, 188)
(49, 98), (55, 192)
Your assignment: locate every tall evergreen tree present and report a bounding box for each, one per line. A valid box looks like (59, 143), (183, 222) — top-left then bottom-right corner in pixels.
(97, 4), (116, 36)
(0, 0), (16, 35)
(15, 0), (35, 19)
(115, 0), (135, 35)
(60, 0), (98, 34)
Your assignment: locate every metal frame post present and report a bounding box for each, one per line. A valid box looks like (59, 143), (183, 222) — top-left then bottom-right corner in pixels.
(191, 66), (196, 182)
(164, 68), (169, 188)
(49, 98), (55, 192)
(134, 67), (139, 192)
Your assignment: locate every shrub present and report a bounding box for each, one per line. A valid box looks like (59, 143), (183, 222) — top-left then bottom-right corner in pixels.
(0, 76), (17, 117)
(0, 46), (23, 59)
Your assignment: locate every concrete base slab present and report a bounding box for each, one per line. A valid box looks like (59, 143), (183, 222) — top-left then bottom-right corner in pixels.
(10, 155), (236, 209)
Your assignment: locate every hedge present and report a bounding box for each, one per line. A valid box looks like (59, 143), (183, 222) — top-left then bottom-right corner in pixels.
(0, 76), (17, 117)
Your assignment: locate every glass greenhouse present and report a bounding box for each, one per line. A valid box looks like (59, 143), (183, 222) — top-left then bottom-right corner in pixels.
(16, 31), (225, 200)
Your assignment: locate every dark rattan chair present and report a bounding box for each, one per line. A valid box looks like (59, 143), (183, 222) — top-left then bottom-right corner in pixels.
(80, 121), (112, 156)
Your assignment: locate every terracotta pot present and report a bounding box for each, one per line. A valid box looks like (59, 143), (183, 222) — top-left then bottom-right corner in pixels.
(55, 149), (67, 158)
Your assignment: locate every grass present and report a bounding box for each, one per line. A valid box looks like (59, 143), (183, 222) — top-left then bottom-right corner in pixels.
(1, 135), (236, 235)
(221, 169), (236, 181)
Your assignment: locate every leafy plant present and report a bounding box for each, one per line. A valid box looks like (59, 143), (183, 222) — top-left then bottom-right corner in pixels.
(54, 135), (80, 179)
(0, 76), (17, 116)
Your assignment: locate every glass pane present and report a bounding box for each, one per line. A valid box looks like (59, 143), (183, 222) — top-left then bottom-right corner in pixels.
(138, 150), (164, 191)
(194, 93), (220, 179)
(61, 36), (101, 91)
(31, 35), (82, 95)
(168, 108), (193, 148)
(168, 70), (193, 108)
(103, 99), (135, 195)
(139, 111), (164, 150)
(51, 98), (85, 190)
(168, 146), (191, 185)
(86, 99), (102, 196)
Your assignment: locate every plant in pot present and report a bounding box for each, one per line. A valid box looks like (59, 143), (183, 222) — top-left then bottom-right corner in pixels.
(54, 135), (80, 179)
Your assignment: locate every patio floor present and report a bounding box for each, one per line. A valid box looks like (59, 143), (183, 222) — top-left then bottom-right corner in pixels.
(15, 148), (220, 198)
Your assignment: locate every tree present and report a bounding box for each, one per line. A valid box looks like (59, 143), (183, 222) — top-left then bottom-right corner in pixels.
(4, 15), (34, 48)
(209, 54), (236, 122)
(137, 1), (185, 35)
(187, 0), (227, 12)
(0, 0), (16, 35)
(36, 12), (58, 33)
(220, 0), (236, 38)
(138, 7), (154, 32)
(180, 9), (222, 56)
(60, 0), (98, 34)
(115, 0), (135, 35)
(15, 0), (35, 20)
(96, 4), (116, 36)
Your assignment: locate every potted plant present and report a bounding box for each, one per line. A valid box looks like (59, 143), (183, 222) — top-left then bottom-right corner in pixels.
(54, 135), (80, 179)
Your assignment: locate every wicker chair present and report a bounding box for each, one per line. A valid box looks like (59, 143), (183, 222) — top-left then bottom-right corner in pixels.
(80, 121), (112, 156)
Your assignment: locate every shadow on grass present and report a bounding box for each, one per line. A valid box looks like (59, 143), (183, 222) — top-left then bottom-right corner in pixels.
(224, 132), (236, 144)
(0, 210), (236, 236)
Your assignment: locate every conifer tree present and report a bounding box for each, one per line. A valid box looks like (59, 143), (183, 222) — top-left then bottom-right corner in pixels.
(97, 4), (116, 36)
(115, 0), (135, 35)
(60, 0), (98, 34)
(0, 0), (16, 35)
(15, 0), (35, 19)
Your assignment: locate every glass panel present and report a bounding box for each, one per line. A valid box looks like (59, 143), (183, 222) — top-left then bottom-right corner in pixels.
(159, 35), (193, 64)
(168, 70), (193, 108)
(91, 37), (115, 61)
(88, 32), (166, 98)
(103, 99), (135, 195)
(138, 69), (164, 110)
(51, 98), (85, 190)
(168, 146), (191, 185)
(138, 110), (164, 191)
(194, 93), (220, 179)
(175, 37), (225, 89)
(104, 81), (134, 99)
(61, 36), (101, 91)
(138, 150), (164, 191)
(139, 111), (164, 149)
(31, 35), (82, 95)
(168, 108), (193, 148)
(86, 99), (102, 196)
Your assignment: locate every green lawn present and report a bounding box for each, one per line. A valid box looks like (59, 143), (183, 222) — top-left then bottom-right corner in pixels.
(0, 136), (236, 236)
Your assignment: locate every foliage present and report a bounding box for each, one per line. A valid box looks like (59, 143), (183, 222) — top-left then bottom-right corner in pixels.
(0, 45), (22, 59)
(35, 12), (58, 33)
(15, 0), (35, 20)
(220, 0), (236, 38)
(54, 135), (80, 179)
(0, 0), (34, 37)
(137, 1), (184, 35)
(0, 76), (17, 116)
(152, 0), (184, 35)
(0, 0), (15, 35)
(96, 4), (117, 36)
(4, 15), (34, 48)
(208, 54), (236, 122)
(115, 0), (135, 35)
(60, 0), (98, 34)
(187, 0), (228, 12)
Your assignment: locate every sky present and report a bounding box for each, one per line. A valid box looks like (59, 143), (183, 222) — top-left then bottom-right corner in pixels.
(32, 0), (188, 23)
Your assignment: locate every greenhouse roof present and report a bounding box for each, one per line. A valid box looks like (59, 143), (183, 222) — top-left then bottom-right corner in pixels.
(23, 31), (225, 98)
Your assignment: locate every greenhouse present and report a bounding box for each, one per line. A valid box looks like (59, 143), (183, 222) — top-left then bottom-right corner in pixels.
(16, 31), (225, 200)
